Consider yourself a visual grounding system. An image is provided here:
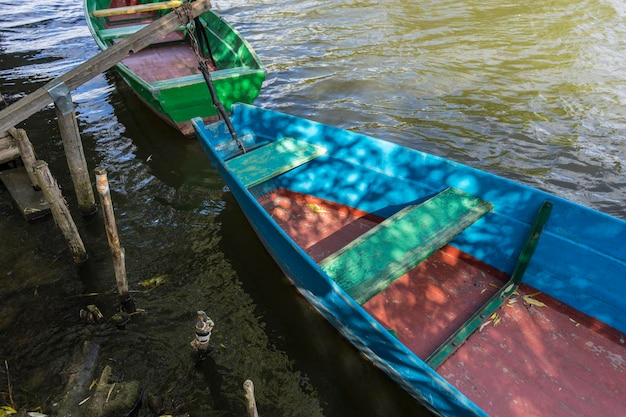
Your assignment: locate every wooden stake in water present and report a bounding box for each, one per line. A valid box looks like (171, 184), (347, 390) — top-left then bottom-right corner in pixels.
(49, 82), (97, 216)
(95, 167), (135, 313)
(33, 160), (87, 264)
(243, 380), (259, 417)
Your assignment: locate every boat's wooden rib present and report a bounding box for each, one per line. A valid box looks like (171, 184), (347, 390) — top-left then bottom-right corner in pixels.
(427, 200), (553, 368)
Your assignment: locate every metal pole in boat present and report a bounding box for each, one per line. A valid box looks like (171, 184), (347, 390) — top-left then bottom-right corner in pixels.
(197, 58), (245, 153)
(95, 167), (136, 314)
(184, 11), (245, 152)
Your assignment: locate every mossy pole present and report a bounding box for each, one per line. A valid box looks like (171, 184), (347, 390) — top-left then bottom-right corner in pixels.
(33, 160), (88, 264)
(49, 83), (97, 216)
(95, 167), (135, 313)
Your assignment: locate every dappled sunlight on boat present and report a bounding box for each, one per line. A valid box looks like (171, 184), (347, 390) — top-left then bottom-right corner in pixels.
(438, 284), (626, 417)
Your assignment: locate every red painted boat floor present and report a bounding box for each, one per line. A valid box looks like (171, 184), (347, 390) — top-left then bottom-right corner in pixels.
(259, 189), (626, 416)
(120, 39), (203, 83)
(438, 285), (626, 417)
(104, 0), (215, 83)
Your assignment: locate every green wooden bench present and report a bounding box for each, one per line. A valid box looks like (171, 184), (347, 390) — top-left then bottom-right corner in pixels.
(225, 137), (327, 188)
(320, 187), (493, 305)
(92, 1), (183, 18)
(97, 24), (186, 40)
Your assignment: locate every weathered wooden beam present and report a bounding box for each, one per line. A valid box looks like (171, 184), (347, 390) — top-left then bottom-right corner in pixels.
(95, 167), (135, 313)
(50, 83), (97, 215)
(34, 160), (88, 264)
(0, 0), (212, 133)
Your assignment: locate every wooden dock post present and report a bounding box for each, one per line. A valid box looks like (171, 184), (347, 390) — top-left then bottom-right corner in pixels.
(33, 160), (88, 264)
(9, 127), (38, 188)
(48, 82), (97, 216)
(95, 167), (135, 313)
(243, 380), (259, 417)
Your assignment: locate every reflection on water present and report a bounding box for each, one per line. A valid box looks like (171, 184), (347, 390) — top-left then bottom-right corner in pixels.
(1, 0), (625, 415)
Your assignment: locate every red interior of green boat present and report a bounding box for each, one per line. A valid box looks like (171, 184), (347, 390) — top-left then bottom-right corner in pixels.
(105, 0), (212, 83)
(259, 188), (626, 417)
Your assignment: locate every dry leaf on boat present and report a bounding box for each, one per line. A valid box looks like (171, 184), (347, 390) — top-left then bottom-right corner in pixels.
(479, 320), (492, 332)
(306, 203), (327, 213)
(522, 294), (546, 307)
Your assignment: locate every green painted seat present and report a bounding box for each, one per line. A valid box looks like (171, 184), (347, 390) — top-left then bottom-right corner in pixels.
(97, 24), (186, 40)
(226, 137), (327, 188)
(320, 187), (493, 305)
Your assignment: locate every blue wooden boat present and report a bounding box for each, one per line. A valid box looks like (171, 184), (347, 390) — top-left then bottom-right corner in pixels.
(193, 104), (626, 417)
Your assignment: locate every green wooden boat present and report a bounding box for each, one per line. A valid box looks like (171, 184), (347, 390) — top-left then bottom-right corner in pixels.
(84, 0), (266, 136)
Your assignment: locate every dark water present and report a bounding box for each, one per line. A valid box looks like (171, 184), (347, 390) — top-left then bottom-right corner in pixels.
(1, 0), (625, 416)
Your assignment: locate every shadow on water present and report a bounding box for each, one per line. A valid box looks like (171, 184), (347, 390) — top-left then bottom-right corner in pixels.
(0, 72), (431, 417)
(216, 193), (433, 417)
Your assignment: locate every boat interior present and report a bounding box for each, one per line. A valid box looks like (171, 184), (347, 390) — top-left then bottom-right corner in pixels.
(95, 0), (216, 82)
(218, 133), (626, 417)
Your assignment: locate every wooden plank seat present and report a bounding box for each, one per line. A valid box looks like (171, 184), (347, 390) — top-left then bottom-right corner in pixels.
(92, 1), (183, 18)
(97, 23), (186, 40)
(320, 187), (493, 305)
(225, 137), (328, 188)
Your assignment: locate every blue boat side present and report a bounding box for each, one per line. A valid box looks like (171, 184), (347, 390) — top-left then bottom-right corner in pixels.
(192, 104), (626, 416)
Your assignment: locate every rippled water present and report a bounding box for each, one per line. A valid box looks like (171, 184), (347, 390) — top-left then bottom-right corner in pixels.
(1, 0), (625, 416)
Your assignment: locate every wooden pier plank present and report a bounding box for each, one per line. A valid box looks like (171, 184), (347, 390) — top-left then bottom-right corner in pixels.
(0, 166), (50, 221)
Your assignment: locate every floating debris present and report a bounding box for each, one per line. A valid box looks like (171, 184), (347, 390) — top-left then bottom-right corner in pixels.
(80, 305), (104, 324)
(190, 310), (215, 354)
(140, 274), (168, 290)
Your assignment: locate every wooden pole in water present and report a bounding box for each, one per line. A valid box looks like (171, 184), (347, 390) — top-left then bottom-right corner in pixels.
(9, 127), (38, 188)
(50, 83), (97, 216)
(33, 160), (88, 264)
(243, 380), (259, 417)
(95, 167), (135, 313)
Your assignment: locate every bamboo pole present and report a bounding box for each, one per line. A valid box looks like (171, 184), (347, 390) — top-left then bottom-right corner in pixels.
(33, 160), (88, 264)
(9, 127), (39, 188)
(0, 0), (212, 133)
(243, 380), (259, 417)
(95, 167), (135, 313)
(50, 83), (97, 216)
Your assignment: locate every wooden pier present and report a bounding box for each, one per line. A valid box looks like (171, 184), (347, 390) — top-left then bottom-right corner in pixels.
(1, 0), (212, 267)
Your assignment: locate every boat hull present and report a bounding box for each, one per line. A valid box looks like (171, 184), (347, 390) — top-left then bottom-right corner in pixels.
(193, 104), (626, 416)
(84, 0), (266, 136)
